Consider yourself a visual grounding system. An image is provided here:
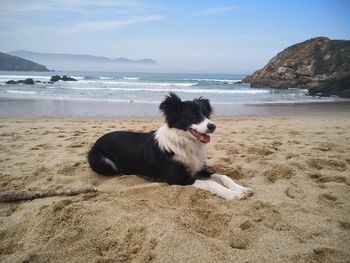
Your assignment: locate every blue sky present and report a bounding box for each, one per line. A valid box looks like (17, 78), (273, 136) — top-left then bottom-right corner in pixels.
(0, 0), (349, 73)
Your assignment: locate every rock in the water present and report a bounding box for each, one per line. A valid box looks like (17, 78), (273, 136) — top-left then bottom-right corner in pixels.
(5, 78), (34, 85)
(50, 75), (77, 82)
(5, 80), (17, 84)
(50, 75), (61, 82)
(62, 75), (77, 81)
(243, 37), (350, 97)
(23, 78), (34, 84)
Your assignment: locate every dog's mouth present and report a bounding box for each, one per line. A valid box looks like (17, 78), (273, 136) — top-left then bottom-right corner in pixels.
(188, 128), (210, 143)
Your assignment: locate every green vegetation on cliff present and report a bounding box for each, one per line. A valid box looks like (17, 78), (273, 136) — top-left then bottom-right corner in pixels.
(285, 37), (350, 75)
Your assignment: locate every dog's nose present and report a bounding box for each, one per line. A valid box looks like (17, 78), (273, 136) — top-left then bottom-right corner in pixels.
(207, 123), (216, 133)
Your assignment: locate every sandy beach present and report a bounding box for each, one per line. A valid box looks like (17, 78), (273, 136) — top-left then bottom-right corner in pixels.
(0, 116), (349, 262)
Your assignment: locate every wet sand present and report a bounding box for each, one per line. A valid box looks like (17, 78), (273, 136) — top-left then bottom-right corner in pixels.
(0, 116), (350, 262)
(1, 96), (350, 117)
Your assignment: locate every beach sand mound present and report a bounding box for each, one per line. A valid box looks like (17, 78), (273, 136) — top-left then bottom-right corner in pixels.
(0, 116), (349, 262)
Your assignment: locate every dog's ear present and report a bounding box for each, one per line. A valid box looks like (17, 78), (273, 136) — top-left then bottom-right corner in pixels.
(159, 92), (183, 121)
(194, 97), (213, 118)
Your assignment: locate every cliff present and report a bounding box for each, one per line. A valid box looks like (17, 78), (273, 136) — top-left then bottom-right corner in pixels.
(0, 52), (49, 71)
(243, 37), (350, 98)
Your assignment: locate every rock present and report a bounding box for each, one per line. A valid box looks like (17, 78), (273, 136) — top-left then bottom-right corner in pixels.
(243, 37), (350, 97)
(308, 72), (350, 98)
(23, 78), (34, 84)
(62, 75), (77, 81)
(50, 75), (61, 82)
(5, 78), (34, 85)
(5, 80), (17, 84)
(50, 75), (77, 82)
(296, 64), (314, 77)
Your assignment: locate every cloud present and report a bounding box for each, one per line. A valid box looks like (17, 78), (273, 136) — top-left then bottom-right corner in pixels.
(0, 0), (149, 17)
(192, 6), (235, 16)
(58, 15), (164, 33)
(0, 0), (163, 34)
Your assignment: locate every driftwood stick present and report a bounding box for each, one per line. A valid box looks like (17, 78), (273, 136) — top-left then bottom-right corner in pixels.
(0, 186), (97, 202)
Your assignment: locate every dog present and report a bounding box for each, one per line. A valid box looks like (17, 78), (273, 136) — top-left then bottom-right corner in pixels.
(88, 92), (253, 200)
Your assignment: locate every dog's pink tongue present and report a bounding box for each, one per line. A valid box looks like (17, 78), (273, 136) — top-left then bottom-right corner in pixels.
(189, 129), (211, 143)
(198, 133), (210, 143)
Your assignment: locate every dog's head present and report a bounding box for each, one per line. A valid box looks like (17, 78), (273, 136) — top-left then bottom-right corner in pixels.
(159, 92), (216, 143)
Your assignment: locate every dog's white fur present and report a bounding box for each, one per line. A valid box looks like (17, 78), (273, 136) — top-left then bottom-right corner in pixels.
(155, 118), (253, 200)
(102, 157), (118, 172)
(192, 178), (247, 200)
(155, 124), (207, 175)
(189, 117), (214, 134)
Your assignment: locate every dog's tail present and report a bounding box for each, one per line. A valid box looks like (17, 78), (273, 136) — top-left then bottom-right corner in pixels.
(88, 146), (119, 176)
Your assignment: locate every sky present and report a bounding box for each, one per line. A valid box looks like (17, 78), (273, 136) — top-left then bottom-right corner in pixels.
(0, 0), (349, 74)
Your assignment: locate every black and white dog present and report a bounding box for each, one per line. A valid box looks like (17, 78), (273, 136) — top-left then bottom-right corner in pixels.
(88, 93), (253, 200)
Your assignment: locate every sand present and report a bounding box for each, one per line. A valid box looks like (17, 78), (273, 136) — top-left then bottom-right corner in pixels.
(0, 116), (349, 262)
(2, 97), (350, 118)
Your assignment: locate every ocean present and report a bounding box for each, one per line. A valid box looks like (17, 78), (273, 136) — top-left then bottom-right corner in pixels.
(0, 71), (348, 117)
(0, 71), (341, 103)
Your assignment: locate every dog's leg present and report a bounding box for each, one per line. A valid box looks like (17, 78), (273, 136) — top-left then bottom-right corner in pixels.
(210, 174), (254, 197)
(192, 179), (246, 200)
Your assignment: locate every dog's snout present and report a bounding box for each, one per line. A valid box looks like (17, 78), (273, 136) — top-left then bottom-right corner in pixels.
(207, 123), (216, 133)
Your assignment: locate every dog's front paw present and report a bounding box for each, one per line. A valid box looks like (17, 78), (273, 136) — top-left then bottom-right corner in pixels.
(241, 187), (254, 197)
(222, 190), (247, 200)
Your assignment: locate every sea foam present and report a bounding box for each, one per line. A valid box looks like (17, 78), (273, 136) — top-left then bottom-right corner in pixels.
(6, 90), (37, 94)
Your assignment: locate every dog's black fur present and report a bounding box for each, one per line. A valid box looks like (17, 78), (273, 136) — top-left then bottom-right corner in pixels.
(88, 93), (214, 185)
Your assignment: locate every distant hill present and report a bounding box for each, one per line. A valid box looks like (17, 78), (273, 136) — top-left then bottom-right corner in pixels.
(7, 50), (157, 65)
(242, 37), (350, 98)
(0, 52), (49, 71)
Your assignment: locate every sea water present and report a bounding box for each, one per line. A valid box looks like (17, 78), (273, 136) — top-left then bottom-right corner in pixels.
(0, 71), (340, 105)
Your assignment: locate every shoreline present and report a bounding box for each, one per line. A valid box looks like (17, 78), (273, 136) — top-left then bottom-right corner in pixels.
(1, 96), (350, 118)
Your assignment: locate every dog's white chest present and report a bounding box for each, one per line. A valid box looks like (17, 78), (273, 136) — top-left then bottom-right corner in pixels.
(173, 140), (207, 174)
(155, 125), (207, 175)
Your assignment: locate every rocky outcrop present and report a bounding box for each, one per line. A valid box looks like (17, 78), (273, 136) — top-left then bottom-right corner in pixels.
(6, 79), (55, 85)
(6, 78), (35, 85)
(50, 75), (77, 82)
(308, 72), (350, 98)
(243, 37), (350, 98)
(5, 75), (77, 85)
(0, 52), (49, 71)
